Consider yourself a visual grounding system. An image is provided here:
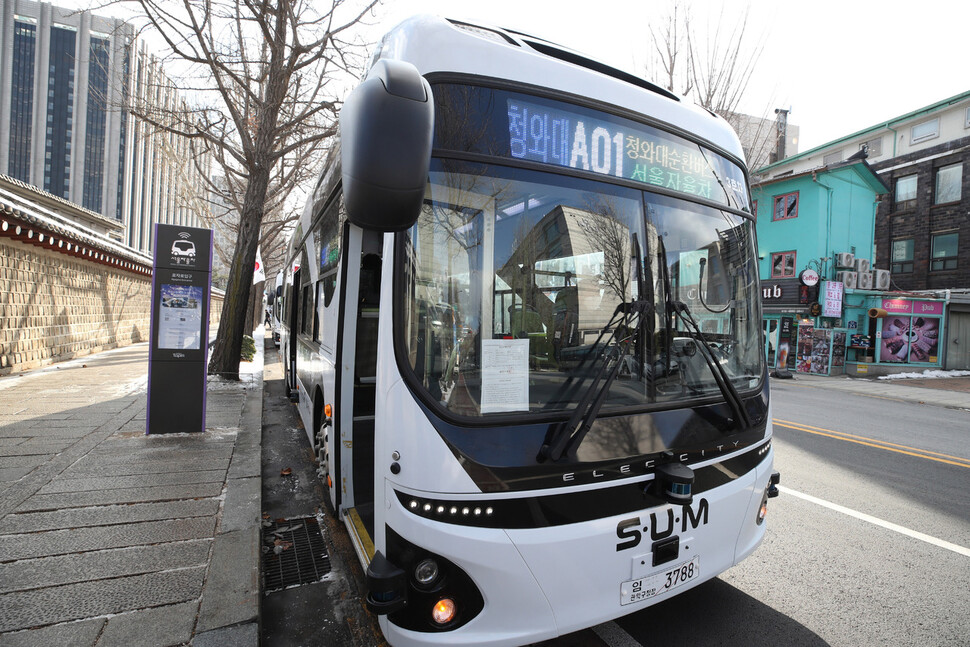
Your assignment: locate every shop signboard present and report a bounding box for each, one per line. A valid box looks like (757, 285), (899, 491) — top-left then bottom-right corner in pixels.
(879, 302), (942, 365)
(881, 298), (912, 314)
(795, 322), (846, 375)
(776, 316), (794, 369)
(147, 224), (214, 434)
(822, 280), (843, 318)
(796, 322), (814, 373)
(762, 278), (815, 308)
(880, 299), (944, 316)
(913, 300), (944, 316)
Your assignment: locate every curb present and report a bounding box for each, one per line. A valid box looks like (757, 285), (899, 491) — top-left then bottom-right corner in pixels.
(195, 336), (264, 646)
(771, 373), (970, 410)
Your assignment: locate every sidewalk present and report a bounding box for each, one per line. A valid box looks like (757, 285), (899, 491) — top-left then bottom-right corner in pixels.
(772, 372), (970, 410)
(0, 332), (264, 646)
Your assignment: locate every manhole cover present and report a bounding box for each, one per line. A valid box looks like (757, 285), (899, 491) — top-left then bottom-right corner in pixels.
(262, 516), (332, 592)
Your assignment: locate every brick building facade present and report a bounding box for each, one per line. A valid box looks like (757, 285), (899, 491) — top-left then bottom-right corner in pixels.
(872, 136), (969, 290)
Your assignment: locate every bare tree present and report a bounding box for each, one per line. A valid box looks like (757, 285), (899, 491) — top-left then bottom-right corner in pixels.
(120, 0), (377, 377)
(644, 1), (776, 169)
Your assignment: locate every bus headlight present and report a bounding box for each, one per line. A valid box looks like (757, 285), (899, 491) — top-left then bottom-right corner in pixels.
(413, 558), (440, 588)
(432, 598), (456, 625)
(757, 498), (768, 524)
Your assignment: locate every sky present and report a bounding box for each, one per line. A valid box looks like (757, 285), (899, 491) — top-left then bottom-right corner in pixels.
(366, 0), (970, 153)
(57, 0), (970, 154)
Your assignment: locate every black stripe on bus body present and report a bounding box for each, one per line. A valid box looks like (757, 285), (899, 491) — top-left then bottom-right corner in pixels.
(408, 379), (770, 494)
(394, 441), (770, 530)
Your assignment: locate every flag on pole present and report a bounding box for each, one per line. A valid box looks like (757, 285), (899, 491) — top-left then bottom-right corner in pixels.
(253, 246), (266, 284)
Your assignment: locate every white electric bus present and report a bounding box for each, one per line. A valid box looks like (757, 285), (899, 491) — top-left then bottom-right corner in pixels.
(280, 15), (779, 646)
(270, 271), (285, 347)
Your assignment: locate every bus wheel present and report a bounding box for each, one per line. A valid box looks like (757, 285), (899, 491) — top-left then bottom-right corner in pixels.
(315, 422), (329, 475)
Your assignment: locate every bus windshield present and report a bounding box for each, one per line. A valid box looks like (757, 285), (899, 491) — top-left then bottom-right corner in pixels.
(400, 161), (764, 419)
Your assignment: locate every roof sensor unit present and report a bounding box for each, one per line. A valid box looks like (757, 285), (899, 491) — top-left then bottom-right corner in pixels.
(521, 38), (679, 102)
(449, 20), (518, 46)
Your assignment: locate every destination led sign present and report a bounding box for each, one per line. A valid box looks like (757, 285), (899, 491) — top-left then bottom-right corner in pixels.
(507, 99), (750, 211)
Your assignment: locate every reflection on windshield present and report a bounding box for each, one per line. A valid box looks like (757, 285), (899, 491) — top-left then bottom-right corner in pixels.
(401, 164), (763, 419)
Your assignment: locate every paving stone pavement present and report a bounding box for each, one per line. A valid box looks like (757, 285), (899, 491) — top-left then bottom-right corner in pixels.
(0, 336), (263, 646)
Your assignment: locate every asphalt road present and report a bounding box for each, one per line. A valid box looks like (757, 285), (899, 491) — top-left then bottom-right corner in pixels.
(593, 378), (970, 647)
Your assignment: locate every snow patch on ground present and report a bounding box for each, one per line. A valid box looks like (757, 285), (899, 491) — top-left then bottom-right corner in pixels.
(205, 326), (265, 391)
(877, 369), (970, 380)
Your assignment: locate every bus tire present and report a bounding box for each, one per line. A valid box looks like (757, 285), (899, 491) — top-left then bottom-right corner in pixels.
(316, 424), (329, 476)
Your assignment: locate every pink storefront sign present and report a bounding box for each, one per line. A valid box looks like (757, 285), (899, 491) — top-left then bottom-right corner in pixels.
(913, 300), (943, 316)
(881, 298), (912, 314)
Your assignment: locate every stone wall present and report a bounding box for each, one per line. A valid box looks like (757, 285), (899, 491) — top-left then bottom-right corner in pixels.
(0, 237), (223, 375)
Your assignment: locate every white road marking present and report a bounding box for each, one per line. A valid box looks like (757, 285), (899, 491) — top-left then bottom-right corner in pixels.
(780, 485), (970, 558)
(592, 621), (642, 646)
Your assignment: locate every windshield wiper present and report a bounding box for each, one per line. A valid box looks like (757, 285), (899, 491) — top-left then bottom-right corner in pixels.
(658, 233), (748, 430)
(670, 300), (751, 430)
(657, 236), (674, 380)
(537, 235), (651, 463)
(537, 299), (652, 462)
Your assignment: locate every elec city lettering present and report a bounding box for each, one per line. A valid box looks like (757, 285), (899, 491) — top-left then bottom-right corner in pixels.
(507, 99), (748, 208)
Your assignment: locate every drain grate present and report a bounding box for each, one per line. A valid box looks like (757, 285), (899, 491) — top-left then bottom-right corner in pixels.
(262, 516), (332, 593)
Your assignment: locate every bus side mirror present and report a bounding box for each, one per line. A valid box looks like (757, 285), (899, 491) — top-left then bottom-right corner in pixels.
(340, 59), (434, 232)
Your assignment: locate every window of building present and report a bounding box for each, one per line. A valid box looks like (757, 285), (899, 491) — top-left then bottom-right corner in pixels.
(772, 192), (798, 221)
(895, 175), (917, 210)
(934, 163), (962, 204)
(891, 239), (914, 274)
(860, 137), (882, 157)
(911, 118), (939, 144)
(931, 233), (958, 271)
(771, 251), (797, 278)
(44, 26), (76, 197)
(82, 36), (110, 213)
(823, 150), (842, 166)
(8, 20), (36, 182)
(965, 106), (969, 129)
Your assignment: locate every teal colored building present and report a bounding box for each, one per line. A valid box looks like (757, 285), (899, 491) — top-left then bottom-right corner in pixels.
(752, 159), (900, 375)
(754, 159), (888, 280)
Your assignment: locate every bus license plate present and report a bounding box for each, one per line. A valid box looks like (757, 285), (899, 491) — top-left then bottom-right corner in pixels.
(620, 557), (700, 606)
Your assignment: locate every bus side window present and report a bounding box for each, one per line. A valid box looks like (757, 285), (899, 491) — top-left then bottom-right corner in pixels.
(313, 282), (322, 341)
(301, 285), (312, 335)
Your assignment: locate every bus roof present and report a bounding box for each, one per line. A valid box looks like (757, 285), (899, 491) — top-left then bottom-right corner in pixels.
(373, 15), (746, 163)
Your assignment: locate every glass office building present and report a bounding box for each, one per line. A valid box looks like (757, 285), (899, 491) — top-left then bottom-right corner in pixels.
(0, 1), (207, 254)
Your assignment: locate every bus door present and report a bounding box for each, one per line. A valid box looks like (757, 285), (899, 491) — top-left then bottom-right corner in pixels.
(286, 268), (300, 399)
(337, 226), (382, 564)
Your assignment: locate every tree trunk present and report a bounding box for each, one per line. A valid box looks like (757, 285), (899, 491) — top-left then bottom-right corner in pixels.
(245, 282), (264, 336)
(208, 165), (271, 378)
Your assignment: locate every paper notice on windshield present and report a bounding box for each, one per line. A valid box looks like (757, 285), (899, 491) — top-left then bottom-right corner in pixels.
(480, 339), (530, 414)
